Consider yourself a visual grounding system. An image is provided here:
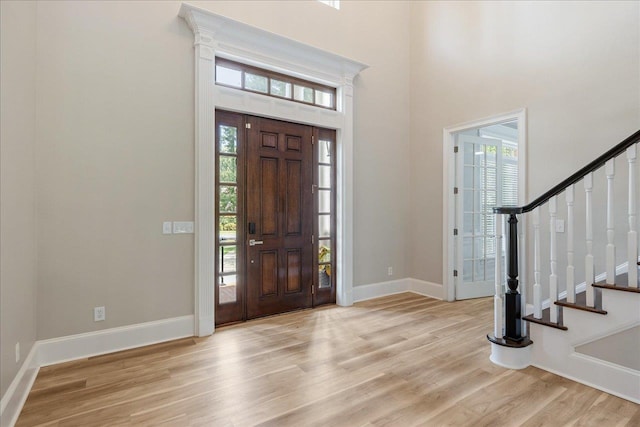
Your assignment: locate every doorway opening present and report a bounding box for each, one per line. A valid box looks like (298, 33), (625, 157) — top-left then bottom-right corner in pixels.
(215, 110), (337, 325)
(443, 110), (527, 301)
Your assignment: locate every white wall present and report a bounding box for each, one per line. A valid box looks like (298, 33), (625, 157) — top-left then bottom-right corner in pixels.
(33, 0), (411, 339)
(0, 1), (38, 398)
(409, 1), (640, 288)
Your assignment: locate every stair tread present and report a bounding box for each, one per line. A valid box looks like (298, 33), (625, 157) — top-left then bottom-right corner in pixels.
(555, 291), (607, 314)
(523, 272), (638, 331)
(487, 334), (534, 348)
(593, 278), (640, 293)
(523, 306), (568, 330)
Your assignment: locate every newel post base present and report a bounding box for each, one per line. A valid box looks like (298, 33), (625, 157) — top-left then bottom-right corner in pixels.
(488, 342), (532, 370)
(487, 334), (533, 369)
(504, 291), (523, 341)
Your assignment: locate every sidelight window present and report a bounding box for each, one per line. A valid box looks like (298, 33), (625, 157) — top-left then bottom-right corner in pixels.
(317, 136), (335, 291)
(217, 124), (240, 304)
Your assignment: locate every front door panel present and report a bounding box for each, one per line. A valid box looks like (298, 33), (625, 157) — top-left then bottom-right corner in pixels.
(246, 116), (313, 319)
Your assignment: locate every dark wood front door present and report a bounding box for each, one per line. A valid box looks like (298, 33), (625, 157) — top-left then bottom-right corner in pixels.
(214, 110), (336, 326)
(245, 116), (313, 319)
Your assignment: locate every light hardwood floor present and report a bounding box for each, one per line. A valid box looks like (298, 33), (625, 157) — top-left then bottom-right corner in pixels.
(16, 293), (640, 426)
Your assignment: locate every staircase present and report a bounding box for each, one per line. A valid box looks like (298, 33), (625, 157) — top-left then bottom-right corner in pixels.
(487, 130), (640, 403)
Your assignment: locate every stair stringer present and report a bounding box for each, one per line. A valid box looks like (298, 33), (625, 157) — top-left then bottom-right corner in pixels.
(528, 288), (640, 403)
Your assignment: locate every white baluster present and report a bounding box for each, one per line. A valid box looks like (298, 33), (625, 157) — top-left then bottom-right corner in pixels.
(549, 196), (559, 323)
(606, 159), (616, 284)
(533, 208), (542, 319)
(519, 218), (527, 337)
(628, 144), (638, 288)
(585, 172), (595, 307)
(566, 185), (575, 303)
(494, 213), (503, 338)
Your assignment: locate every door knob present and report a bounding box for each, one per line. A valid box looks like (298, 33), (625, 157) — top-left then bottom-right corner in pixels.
(249, 239), (263, 246)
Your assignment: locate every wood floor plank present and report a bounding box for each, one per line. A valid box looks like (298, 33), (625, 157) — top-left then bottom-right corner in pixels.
(15, 293), (638, 427)
(519, 383), (602, 427)
(568, 392), (640, 426)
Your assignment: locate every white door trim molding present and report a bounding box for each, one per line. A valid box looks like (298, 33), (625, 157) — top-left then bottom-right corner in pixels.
(178, 3), (368, 336)
(442, 109), (527, 302)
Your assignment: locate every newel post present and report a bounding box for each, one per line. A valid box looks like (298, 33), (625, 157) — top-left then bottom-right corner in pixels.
(488, 209), (531, 369)
(504, 213), (523, 341)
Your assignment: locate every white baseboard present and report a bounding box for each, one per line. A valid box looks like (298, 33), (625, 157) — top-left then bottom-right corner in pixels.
(352, 278), (410, 302)
(0, 344), (40, 427)
(38, 315), (194, 367)
(353, 277), (443, 303)
(532, 358), (640, 404)
(0, 315), (194, 427)
(408, 278), (444, 300)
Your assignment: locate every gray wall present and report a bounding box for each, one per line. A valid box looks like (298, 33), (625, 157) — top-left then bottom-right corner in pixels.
(34, 1), (196, 340)
(576, 326), (640, 371)
(1, 1), (38, 398)
(2, 0), (638, 399)
(409, 1), (640, 288)
(32, 0), (411, 340)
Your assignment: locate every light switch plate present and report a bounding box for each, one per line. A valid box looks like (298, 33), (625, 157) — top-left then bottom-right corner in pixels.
(173, 221), (194, 234)
(163, 222), (172, 234)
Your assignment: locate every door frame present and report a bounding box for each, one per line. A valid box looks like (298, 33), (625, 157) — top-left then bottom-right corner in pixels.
(179, 5), (368, 336)
(442, 109), (527, 302)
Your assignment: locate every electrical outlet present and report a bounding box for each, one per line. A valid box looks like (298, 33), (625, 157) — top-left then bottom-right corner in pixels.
(94, 306), (106, 322)
(15, 342), (20, 363)
(388, 266), (393, 276)
(555, 219), (565, 233)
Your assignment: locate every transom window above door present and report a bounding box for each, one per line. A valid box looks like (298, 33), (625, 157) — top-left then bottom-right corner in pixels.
(215, 58), (337, 110)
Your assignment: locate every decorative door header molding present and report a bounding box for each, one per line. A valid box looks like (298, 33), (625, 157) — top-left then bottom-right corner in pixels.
(178, 3), (368, 88)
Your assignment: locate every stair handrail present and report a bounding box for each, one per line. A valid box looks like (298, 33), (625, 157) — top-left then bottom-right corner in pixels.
(488, 128), (639, 348)
(494, 129), (640, 215)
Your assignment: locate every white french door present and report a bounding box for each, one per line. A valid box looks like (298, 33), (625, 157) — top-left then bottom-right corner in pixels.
(455, 133), (518, 299)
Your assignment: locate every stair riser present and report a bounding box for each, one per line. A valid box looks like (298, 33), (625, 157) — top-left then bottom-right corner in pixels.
(560, 288), (640, 329)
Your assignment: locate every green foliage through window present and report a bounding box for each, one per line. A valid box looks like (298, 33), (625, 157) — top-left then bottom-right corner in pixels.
(220, 216), (237, 232)
(219, 156), (237, 183)
(219, 125), (237, 154)
(219, 186), (237, 213)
